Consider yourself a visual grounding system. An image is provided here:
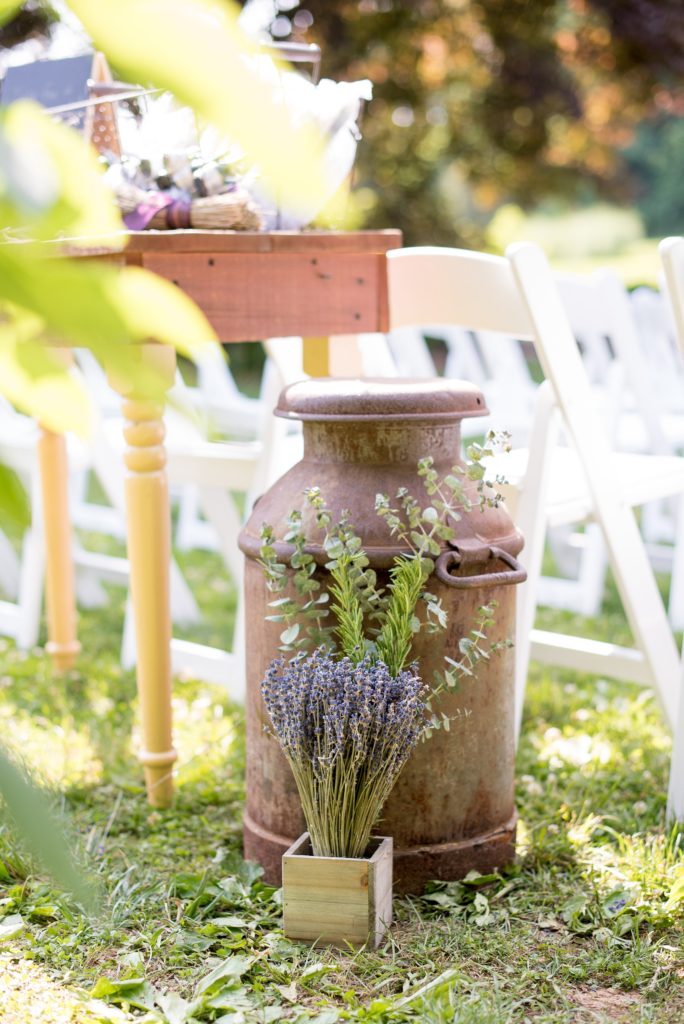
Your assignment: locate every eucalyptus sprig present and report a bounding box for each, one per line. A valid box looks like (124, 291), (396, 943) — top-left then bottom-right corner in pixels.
(258, 444), (511, 700)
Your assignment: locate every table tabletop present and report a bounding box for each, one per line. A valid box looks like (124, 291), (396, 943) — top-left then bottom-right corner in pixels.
(72, 229), (403, 341)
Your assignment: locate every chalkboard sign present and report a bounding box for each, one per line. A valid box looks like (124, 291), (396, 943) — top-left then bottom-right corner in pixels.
(1, 52), (121, 156)
(2, 54), (94, 130)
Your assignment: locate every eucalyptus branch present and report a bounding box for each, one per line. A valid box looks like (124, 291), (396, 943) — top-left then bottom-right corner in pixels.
(374, 555), (429, 677)
(260, 450), (511, 676)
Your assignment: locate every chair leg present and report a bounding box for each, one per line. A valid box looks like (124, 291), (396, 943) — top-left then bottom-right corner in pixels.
(0, 529), (20, 601)
(121, 594), (136, 669)
(175, 484), (214, 552)
(537, 523), (607, 617)
(169, 561), (202, 626)
(16, 525), (45, 650)
(121, 560), (202, 675)
(667, 663), (684, 822)
(231, 588), (246, 702)
(667, 496), (684, 631)
(513, 383), (560, 739)
(196, 487), (244, 583)
(574, 524), (609, 618)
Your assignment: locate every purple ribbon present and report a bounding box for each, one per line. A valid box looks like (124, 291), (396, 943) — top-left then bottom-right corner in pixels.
(124, 193), (192, 231)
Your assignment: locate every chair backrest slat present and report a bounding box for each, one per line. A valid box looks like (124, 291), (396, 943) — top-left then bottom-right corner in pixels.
(660, 237), (684, 367)
(388, 247), (536, 339)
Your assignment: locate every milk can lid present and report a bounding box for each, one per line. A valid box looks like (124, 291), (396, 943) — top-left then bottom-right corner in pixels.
(275, 378), (488, 422)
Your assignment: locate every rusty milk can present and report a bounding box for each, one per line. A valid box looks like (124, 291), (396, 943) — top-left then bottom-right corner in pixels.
(238, 378), (526, 894)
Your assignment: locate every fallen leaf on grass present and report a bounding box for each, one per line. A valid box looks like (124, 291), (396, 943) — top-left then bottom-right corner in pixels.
(571, 987), (643, 1022)
(156, 990), (192, 1024)
(208, 915), (250, 929)
(537, 917), (564, 931)
(0, 913), (24, 941)
(276, 981), (298, 1002)
(89, 976), (158, 1011)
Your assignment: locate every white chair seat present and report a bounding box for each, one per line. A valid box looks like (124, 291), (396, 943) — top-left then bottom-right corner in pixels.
(0, 416), (89, 477)
(494, 447), (684, 527)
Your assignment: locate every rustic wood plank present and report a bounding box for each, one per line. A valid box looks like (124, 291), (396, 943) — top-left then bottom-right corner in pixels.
(141, 251), (386, 340)
(283, 855), (370, 891)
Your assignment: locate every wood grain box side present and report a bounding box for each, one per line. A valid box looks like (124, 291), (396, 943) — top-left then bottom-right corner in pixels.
(282, 833), (393, 949)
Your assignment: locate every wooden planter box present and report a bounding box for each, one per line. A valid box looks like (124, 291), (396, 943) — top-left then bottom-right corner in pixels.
(282, 833), (393, 949)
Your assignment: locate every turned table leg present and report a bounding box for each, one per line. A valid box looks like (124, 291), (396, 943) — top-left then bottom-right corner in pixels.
(302, 335), (363, 377)
(37, 426), (81, 670)
(113, 345), (177, 806)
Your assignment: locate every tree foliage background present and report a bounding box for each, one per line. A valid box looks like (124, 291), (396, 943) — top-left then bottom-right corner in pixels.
(2, 0), (684, 245)
(242, 0), (684, 246)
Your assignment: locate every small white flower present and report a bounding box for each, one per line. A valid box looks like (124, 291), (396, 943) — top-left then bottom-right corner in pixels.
(633, 801), (648, 816)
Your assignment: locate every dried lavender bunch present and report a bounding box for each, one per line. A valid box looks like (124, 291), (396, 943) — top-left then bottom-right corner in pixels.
(263, 647), (426, 859)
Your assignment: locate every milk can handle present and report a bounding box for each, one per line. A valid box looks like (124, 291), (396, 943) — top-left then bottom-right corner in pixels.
(435, 546), (527, 589)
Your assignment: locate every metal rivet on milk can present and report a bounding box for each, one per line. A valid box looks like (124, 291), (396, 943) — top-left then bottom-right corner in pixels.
(238, 378), (526, 894)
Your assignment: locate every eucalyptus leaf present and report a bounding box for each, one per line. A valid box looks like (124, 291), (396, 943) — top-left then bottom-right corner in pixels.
(280, 623), (300, 645)
(194, 955), (254, 997)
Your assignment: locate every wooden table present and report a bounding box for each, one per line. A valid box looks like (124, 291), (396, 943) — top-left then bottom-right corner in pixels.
(41, 229), (401, 805)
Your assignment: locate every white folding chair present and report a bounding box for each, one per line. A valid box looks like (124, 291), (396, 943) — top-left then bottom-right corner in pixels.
(0, 402), (49, 649)
(457, 269), (684, 625)
(191, 341), (265, 439)
(656, 236), (684, 821)
(538, 270), (684, 623)
(630, 284), (684, 430)
(387, 244), (684, 823)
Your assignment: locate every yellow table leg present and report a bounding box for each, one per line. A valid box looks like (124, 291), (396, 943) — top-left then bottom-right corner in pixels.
(302, 336), (330, 376)
(302, 336), (364, 377)
(37, 426), (81, 671)
(113, 345), (177, 806)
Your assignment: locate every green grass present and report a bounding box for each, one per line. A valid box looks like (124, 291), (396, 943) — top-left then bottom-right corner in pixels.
(550, 240), (660, 288)
(0, 549), (683, 1023)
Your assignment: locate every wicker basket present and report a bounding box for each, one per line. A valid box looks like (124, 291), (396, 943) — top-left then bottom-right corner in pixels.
(116, 183), (262, 231)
